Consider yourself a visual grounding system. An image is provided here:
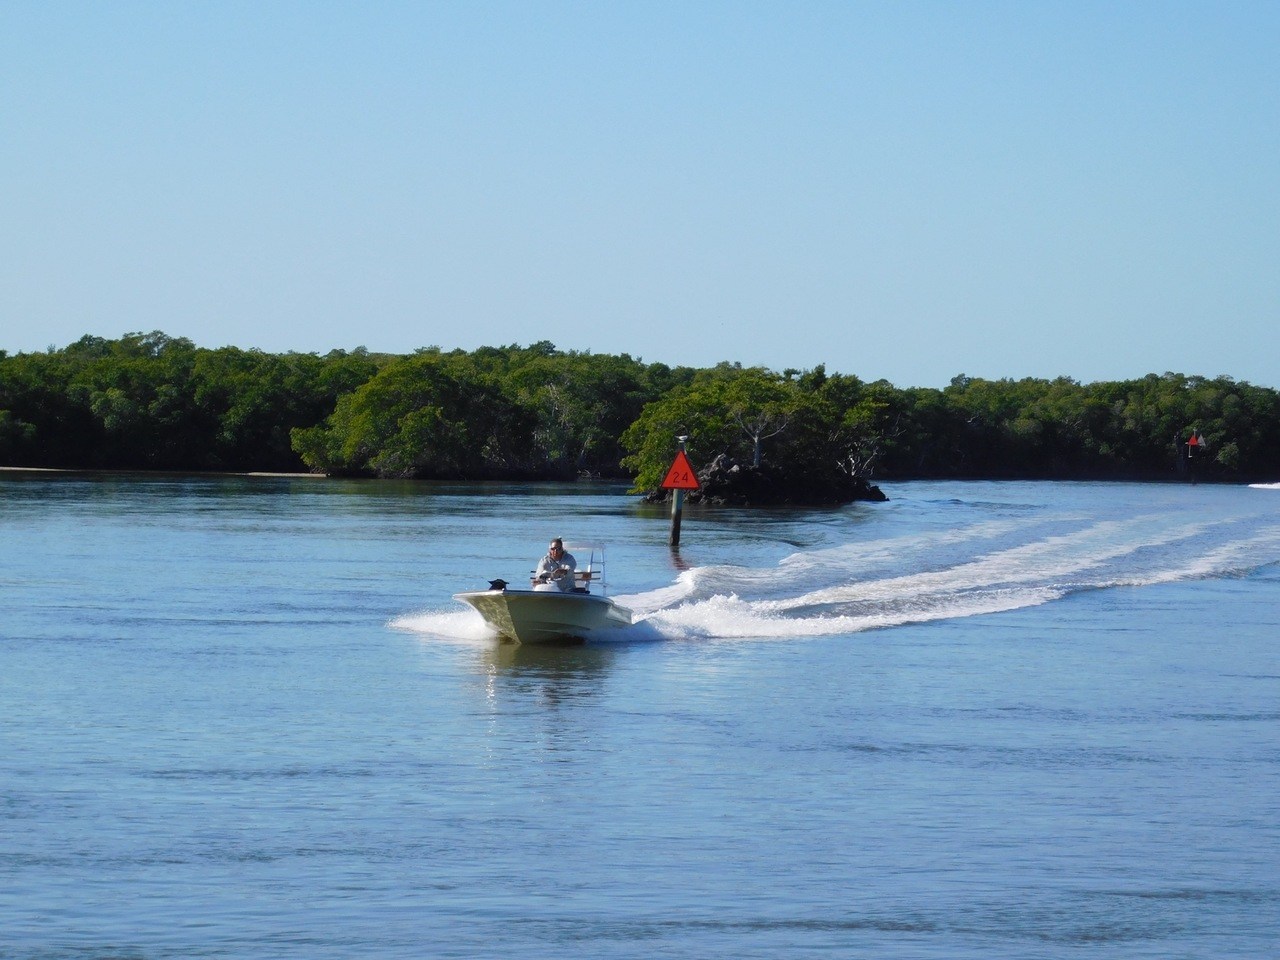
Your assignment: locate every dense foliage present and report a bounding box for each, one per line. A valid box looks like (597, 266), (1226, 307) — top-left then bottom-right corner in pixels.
(623, 366), (1280, 489)
(290, 342), (692, 479)
(897, 373), (1280, 482)
(3, 334), (1278, 488)
(0, 334), (689, 479)
(0, 333), (378, 471)
(620, 364), (894, 493)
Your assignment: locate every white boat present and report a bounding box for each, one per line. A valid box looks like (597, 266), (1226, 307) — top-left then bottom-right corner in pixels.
(453, 544), (633, 644)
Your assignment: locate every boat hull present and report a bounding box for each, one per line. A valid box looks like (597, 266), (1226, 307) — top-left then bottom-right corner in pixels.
(454, 589), (633, 644)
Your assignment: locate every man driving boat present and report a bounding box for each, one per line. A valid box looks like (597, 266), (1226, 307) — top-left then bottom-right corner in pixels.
(534, 538), (577, 591)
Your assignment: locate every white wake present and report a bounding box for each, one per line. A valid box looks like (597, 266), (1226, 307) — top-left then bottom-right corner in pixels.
(395, 502), (1280, 643)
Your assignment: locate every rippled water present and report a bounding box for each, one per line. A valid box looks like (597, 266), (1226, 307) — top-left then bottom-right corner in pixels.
(2, 473), (1278, 958)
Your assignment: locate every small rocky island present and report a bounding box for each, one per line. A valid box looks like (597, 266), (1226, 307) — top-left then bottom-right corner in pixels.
(646, 454), (887, 507)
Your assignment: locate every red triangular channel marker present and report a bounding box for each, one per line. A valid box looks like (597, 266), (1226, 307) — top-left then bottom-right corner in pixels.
(660, 450), (701, 490)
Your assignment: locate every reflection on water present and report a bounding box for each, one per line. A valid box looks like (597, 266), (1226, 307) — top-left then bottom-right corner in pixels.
(478, 640), (617, 708)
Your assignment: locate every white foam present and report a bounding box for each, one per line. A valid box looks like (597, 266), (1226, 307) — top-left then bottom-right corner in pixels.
(776, 518), (1031, 574)
(637, 510), (1280, 641)
(614, 568), (699, 616)
(389, 607), (496, 641)
(1112, 526), (1280, 587)
(763, 516), (1208, 612)
(392, 503), (1280, 645)
(642, 585), (1066, 640)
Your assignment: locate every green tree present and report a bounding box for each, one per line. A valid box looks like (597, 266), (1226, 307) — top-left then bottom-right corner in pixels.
(292, 352), (537, 478)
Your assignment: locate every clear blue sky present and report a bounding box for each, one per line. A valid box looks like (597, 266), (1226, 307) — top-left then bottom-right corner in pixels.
(3, 1), (1277, 388)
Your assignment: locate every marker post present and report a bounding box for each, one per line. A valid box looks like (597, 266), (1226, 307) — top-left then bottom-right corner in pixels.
(660, 436), (700, 547)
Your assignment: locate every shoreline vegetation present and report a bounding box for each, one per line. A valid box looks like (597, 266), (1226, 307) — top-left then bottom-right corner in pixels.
(3, 332), (1278, 505)
(0, 465), (321, 477)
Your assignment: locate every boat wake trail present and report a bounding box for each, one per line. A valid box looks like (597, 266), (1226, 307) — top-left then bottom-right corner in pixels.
(617, 506), (1280, 641)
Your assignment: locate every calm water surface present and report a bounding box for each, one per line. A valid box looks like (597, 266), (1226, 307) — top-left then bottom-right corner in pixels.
(2, 473), (1278, 958)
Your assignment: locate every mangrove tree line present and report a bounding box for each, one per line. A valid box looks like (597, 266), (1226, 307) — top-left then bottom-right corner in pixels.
(3, 333), (1279, 488)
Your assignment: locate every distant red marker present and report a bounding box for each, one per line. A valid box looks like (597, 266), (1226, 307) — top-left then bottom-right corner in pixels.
(660, 450), (700, 491)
